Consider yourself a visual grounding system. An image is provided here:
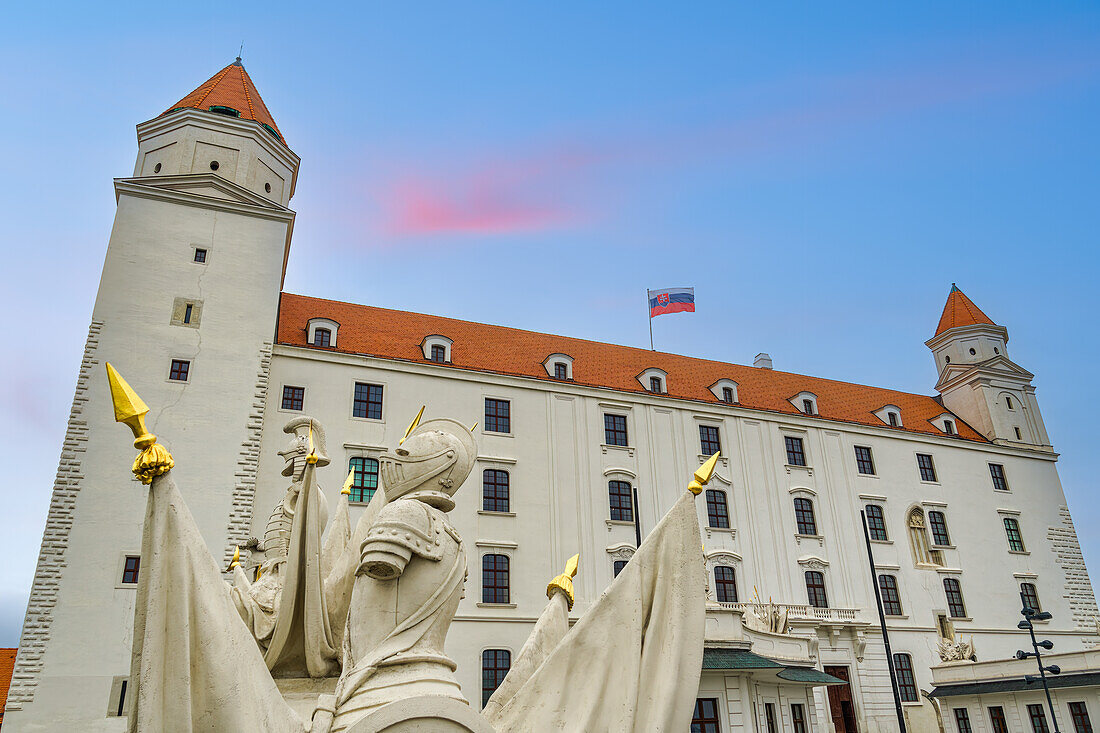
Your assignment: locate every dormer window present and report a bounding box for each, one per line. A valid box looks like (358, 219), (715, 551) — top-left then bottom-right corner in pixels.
(421, 335), (453, 363)
(875, 405), (903, 428)
(542, 353), (574, 380)
(944, 420), (955, 435)
(208, 105), (241, 118)
(637, 368), (668, 394)
(789, 392), (818, 416)
(888, 412), (899, 427)
(709, 379), (739, 404)
(931, 413), (957, 435)
(306, 318), (339, 349)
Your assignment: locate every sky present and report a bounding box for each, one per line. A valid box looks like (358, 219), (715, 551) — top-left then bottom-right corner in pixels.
(1, 2), (1099, 647)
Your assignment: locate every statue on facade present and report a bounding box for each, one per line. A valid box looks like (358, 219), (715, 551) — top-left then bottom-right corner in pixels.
(104, 362), (714, 733)
(937, 635), (976, 663)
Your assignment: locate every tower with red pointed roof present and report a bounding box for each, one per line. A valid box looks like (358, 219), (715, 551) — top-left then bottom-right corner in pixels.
(926, 285), (1052, 450)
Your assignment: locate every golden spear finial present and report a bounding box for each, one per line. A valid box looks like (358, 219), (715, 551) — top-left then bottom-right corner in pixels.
(229, 546), (241, 570)
(687, 452), (720, 495)
(469, 422), (478, 432)
(341, 469), (355, 496)
(306, 420), (319, 465)
(399, 405), (425, 446)
(546, 553), (580, 611)
(105, 363), (173, 484)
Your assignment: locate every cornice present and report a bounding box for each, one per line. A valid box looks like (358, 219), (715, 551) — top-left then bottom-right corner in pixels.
(114, 177), (296, 223)
(136, 108), (299, 169)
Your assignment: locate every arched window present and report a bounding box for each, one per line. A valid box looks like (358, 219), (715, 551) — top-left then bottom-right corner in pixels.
(928, 510), (951, 546)
(907, 508), (943, 567)
(313, 328), (331, 347)
(944, 578), (967, 618)
(893, 653), (918, 702)
(706, 489), (729, 529)
(878, 574), (902, 616)
(713, 566), (737, 603)
(348, 457), (379, 503)
(1003, 517), (1025, 552)
(554, 362), (568, 379)
(1020, 582), (1041, 613)
(888, 411), (899, 427)
(482, 555), (510, 604)
(649, 375), (664, 393)
(430, 344), (447, 363)
(609, 480), (633, 522)
(865, 505), (888, 541)
(794, 497), (817, 535)
(483, 469), (509, 513)
(805, 571), (828, 608)
(722, 387), (735, 404)
(481, 649), (511, 708)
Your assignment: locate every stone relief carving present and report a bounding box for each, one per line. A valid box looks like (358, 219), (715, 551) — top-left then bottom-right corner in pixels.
(937, 635), (976, 663)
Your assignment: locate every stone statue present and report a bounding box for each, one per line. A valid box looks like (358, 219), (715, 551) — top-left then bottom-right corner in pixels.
(742, 601), (790, 635)
(938, 635), (976, 663)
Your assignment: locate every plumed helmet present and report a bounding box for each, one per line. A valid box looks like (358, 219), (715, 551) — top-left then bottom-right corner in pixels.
(379, 418), (476, 511)
(279, 416), (330, 475)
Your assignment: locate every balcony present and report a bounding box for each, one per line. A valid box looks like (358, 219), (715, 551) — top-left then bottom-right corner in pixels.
(720, 602), (862, 625)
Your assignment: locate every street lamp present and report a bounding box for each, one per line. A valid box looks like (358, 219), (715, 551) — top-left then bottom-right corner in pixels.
(1016, 597), (1061, 732)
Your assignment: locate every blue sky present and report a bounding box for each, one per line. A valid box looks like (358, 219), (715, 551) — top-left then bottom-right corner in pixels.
(1, 2), (1099, 646)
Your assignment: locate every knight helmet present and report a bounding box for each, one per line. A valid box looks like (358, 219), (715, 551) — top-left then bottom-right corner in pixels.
(279, 416), (331, 477)
(379, 418), (476, 511)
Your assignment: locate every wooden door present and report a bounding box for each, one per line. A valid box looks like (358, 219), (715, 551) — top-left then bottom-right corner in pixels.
(824, 666), (858, 733)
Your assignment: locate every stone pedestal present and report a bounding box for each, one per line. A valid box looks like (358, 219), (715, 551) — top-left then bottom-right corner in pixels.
(339, 695), (496, 733)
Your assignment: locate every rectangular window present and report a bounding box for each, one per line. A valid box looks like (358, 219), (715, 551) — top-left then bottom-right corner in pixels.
(722, 386), (734, 404)
(1069, 702), (1093, 733)
(855, 446), (876, 475)
(1020, 582), (1042, 614)
(484, 398), (510, 433)
(482, 554), (509, 604)
(879, 574), (903, 616)
(989, 463), (1009, 491)
(764, 702), (778, 733)
(805, 570), (828, 608)
(699, 425), (721, 455)
(917, 453), (937, 482)
(613, 559), (628, 577)
(944, 419), (955, 435)
(791, 704), (807, 733)
(706, 489), (730, 529)
(691, 698), (720, 733)
(714, 566), (737, 603)
(313, 328), (331, 347)
(802, 398), (815, 415)
(894, 653), (918, 702)
(1028, 704), (1051, 733)
(794, 498), (817, 536)
(183, 303), (194, 324)
(121, 555), (140, 585)
(866, 505), (888, 541)
(609, 480), (633, 522)
(430, 344), (446, 363)
(785, 436), (806, 466)
(348, 457), (379, 503)
(281, 385), (304, 411)
(954, 708), (973, 733)
(482, 469), (510, 513)
(989, 706), (1009, 733)
(929, 510), (951, 546)
(649, 376), (663, 393)
(481, 649), (510, 708)
(193, 248), (207, 263)
(944, 578), (967, 618)
(604, 414), (628, 447)
(168, 359), (190, 382)
(553, 362), (568, 379)
(1004, 517), (1026, 552)
(353, 382), (384, 420)
(888, 411), (899, 427)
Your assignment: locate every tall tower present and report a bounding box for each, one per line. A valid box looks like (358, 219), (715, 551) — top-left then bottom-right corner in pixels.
(925, 285), (1052, 451)
(5, 60), (299, 731)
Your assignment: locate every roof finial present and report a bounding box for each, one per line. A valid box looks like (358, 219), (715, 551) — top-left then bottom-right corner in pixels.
(235, 41), (243, 66)
(950, 283), (960, 293)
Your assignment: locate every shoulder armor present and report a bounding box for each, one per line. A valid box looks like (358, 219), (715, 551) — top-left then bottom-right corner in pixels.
(364, 499), (445, 562)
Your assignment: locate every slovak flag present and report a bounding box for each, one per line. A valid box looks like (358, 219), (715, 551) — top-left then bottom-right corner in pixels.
(648, 287), (695, 317)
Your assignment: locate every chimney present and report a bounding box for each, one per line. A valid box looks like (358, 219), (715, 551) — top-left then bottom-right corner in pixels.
(754, 352), (773, 369)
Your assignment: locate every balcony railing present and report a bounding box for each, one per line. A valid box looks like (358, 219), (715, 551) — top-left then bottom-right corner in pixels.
(720, 602), (862, 624)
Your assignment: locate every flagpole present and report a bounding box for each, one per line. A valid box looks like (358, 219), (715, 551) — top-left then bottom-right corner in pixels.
(647, 289), (654, 351)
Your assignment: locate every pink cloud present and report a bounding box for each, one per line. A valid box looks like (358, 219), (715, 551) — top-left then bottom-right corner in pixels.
(384, 178), (571, 235)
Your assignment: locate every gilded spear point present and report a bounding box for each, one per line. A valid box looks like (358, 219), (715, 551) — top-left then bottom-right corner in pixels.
(687, 452), (721, 495)
(341, 469), (355, 496)
(546, 553), (580, 610)
(105, 363), (173, 484)
(399, 405), (426, 446)
(229, 546), (241, 570)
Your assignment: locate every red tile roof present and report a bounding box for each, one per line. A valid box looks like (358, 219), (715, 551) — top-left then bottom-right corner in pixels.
(0, 648), (16, 724)
(934, 285), (996, 337)
(162, 59), (285, 145)
(278, 293), (985, 443)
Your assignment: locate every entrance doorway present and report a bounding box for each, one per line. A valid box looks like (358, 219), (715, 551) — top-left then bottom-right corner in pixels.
(824, 665), (859, 733)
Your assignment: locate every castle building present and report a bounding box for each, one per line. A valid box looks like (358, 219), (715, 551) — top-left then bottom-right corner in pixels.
(4, 61), (1098, 733)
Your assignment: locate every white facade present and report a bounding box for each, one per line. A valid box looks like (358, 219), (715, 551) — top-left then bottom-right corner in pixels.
(5, 65), (1098, 733)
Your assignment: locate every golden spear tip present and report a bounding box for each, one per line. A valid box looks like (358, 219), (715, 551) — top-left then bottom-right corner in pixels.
(105, 362), (148, 424)
(564, 553), (580, 578)
(229, 546), (241, 570)
(469, 422), (478, 432)
(399, 405), (426, 446)
(547, 552), (580, 610)
(688, 452), (721, 495)
(342, 469), (354, 495)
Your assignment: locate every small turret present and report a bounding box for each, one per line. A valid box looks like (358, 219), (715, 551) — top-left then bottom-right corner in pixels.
(925, 285), (1051, 450)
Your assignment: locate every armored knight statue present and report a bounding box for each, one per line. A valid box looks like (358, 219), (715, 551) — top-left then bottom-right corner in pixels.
(330, 417), (476, 732)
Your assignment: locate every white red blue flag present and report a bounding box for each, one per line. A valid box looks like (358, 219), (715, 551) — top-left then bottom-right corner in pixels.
(648, 287), (695, 317)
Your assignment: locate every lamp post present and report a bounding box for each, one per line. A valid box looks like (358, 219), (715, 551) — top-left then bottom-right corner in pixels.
(1016, 594), (1061, 732)
(860, 510), (907, 733)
